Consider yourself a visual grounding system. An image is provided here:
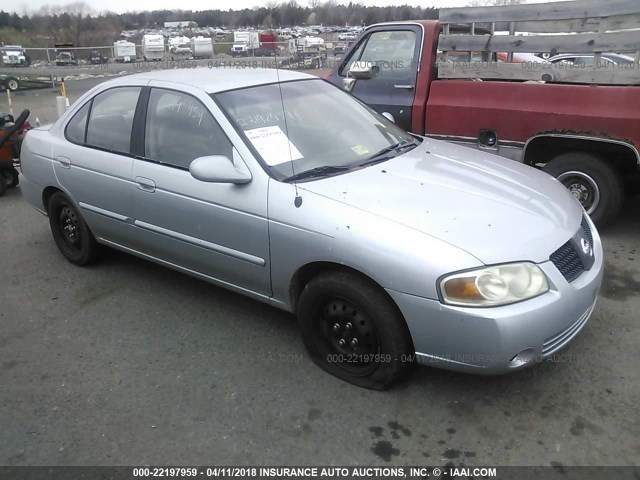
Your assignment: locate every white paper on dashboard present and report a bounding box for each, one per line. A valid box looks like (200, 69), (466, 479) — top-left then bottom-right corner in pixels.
(244, 125), (303, 166)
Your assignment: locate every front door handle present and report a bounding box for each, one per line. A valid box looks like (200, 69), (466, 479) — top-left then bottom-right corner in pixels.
(136, 176), (156, 193)
(56, 156), (71, 168)
(393, 84), (415, 90)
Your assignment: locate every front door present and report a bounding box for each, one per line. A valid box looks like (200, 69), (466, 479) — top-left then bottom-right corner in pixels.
(129, 84), (271, 297)
(327, 25), (422, 131)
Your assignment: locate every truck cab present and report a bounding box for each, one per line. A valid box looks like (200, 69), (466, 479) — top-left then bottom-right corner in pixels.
(2, 45), (29, 67)
(327, 11), (640, 227)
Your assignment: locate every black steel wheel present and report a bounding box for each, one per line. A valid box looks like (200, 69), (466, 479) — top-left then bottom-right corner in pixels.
(297, 270), (414, 390)
(48, 191), (101, 265)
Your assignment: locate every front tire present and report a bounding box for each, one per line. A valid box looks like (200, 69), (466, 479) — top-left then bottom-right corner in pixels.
(297, 271), (414, 390)
(48, 192), (101, 265)
(543, 152), (623, 227)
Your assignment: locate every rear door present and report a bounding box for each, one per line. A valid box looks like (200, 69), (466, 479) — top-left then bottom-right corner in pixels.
(327, 24), (422, 131)
(52, 84), (144, 245)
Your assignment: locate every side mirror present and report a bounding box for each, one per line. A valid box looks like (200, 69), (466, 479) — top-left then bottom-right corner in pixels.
(189, 155), (252, 184)
(342, 77), (356, 92)
(381, 112), (395, 123)
(348, 61), (378, 80)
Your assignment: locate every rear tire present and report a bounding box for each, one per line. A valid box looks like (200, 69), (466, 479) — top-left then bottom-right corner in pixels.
(297, 271), (414, 390)
(543, 152), (623, 227)
(48, 192), (101, 265)
(0, 175), (6, 196)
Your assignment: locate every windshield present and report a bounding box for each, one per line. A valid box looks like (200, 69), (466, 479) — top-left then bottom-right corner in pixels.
(214, 79), (417, 181)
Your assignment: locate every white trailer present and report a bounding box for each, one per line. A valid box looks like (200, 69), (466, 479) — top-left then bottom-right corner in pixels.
(191, 36), (213, 59)
(142, 34), (165, 61)
(232, 31), (259, 57)
(113, 40), (136, 63)
(288, 36), (325, 55)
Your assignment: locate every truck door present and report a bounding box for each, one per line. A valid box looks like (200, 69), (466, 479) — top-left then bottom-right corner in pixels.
(327, 25), (421, 131)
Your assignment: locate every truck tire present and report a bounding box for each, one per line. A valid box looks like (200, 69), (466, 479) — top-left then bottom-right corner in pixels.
(0, 175), (6, 196)
(543, 152), (623, 227)
(297, 270), (414, 390)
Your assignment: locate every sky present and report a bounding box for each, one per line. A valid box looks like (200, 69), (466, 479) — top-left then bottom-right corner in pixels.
(0, 0), (485, 15)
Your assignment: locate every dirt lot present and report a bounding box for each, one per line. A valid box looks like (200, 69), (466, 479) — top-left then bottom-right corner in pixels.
(1, 77), (640, 469)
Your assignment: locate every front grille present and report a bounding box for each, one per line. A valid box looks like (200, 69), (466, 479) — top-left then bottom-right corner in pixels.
(550, 241), (584, 282)
(581, 215), (593, 245)
(549, 215), (593, 283)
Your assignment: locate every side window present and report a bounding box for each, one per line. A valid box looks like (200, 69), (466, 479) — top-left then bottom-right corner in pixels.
(144, 88), (232, 169)
(359, 30), (417, 68)
(339, 38), (367, 76)
(86, 87), (141, 153)
(341, 30), (417, 80)
(65, 101), (91, 144)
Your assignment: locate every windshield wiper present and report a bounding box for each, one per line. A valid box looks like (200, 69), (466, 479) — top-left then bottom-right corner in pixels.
(283, 165), (352, 183)
(357, 140), (418, 167)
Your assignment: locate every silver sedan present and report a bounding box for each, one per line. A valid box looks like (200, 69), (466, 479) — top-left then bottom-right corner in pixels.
(18, 69), (603, 389)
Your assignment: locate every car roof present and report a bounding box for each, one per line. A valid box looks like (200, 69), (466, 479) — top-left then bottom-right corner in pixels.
(122, 68), (315, 94)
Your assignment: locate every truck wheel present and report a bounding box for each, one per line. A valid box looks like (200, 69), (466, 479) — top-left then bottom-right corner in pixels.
(543, 152), (623, 227)
(48, 192), (101, 265)
(0, 175), (6, 196)
(4, 77), (19, 91)
(297, 270), (414, 390)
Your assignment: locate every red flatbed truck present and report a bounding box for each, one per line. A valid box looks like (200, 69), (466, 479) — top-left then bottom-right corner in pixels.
(326, 0), (640, 226)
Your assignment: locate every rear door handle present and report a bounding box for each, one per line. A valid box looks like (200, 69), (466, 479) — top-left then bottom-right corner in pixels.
(136, 176), (156, 193)
(56, 156), (71, 168)
(394, 84), (415, 89)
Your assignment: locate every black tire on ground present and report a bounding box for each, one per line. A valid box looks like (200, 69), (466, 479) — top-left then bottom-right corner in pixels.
(3, 168), (19, 188)
(0, 174), (6, 196)
(297, 270), (414, 390)
(48, 192), (101, 265)
(542, 152), (624, 227)
(4, 77), (19, 91)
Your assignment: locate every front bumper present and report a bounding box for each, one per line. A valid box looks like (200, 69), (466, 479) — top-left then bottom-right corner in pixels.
(386, 221), (604, 374)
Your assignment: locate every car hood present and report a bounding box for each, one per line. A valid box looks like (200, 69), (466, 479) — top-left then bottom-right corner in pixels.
(298, 138), (583, 265)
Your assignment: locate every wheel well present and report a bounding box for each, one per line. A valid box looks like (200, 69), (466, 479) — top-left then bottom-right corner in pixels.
(42, 186), (63, 213)
(289, 261), (415, 351)
(523, 137), (639, 176)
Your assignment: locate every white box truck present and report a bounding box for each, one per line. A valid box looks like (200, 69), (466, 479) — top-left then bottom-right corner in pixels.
(231, 31), (259, 57)
(113, 40), (136, 63)
(142, 34), (165, 61)
(191, 36), (213, 59)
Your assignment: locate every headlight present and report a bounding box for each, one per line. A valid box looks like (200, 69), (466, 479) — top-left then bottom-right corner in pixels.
(439, 262), (549, 307)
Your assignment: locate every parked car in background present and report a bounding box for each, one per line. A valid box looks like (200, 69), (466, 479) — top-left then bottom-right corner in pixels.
(333, 42), (350, 56)
(547, 53), (637, 66)
(54, 43), (76, 66)
(19, 69), (602, 390)
(338, 32), (357, 41)
(88, 50), (108, 64)
(55, 51), (76, 66)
